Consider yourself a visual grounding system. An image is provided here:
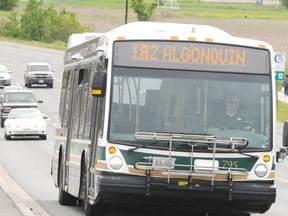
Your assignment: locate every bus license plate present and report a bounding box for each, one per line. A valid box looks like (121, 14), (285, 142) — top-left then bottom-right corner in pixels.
(153, 157), (176, 170)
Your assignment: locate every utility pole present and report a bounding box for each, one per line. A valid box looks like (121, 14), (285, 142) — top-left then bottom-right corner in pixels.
(125, 0), (128, 24)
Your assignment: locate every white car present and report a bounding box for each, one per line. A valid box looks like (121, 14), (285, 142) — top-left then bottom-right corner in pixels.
(4, 108), (47, 140)
(0, 65), (11, 87)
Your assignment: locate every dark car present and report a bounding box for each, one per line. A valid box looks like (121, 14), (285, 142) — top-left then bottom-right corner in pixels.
(0, 90), (43, 127)
(24, 62), (54, 88)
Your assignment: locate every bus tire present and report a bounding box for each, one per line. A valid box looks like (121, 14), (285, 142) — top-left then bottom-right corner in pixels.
(85, 202), (106, 216)
(58, 159), (77, 206)
(40, 135), (47, 140)
(80, 164), (106, 216)
(5, 135), (11, 140)
(209, 214), (250, 216)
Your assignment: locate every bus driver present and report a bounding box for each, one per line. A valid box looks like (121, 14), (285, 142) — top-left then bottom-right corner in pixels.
(207, 93), (254, 132)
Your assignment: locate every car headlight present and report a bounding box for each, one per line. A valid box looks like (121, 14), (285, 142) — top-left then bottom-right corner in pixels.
(254, 164), (268, 178)
(34, 123), (47, 129)
(6, 124), (19, 129)
(109, 156), (123, 170)
(28, 75), (36, 79)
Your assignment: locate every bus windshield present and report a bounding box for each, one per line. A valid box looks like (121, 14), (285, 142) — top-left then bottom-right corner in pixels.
(109, 67), (271, 151)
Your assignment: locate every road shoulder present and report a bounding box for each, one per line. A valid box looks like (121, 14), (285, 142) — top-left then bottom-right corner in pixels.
(0, 163), (51, 216)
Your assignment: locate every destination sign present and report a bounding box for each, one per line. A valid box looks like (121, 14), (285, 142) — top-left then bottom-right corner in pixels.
(113, 41), (270, 74)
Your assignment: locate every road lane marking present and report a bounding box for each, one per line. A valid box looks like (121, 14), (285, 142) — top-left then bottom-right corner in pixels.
(275, 176), (288, 184)
(0, 163), (52, 216)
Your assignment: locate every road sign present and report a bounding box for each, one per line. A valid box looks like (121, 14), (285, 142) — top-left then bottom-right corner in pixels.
(276, 71), (285, 81)
(274, 52), (286, 81)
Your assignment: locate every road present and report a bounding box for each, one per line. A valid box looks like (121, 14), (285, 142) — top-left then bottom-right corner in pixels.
(0, 41), (287, 216)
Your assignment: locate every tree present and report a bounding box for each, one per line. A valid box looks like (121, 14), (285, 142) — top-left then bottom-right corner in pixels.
(0, 0), (19, 11)
(3, 0), (89, 43)
(21, 0), (46, 41)
(3, 12), (21, 38)
(130, 0), (157, 21)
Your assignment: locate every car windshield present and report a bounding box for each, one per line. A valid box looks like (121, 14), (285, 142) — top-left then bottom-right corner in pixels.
(29, 65), (50, 71)
(3, 86), (23, 93)
(9, 109), (42, 119)
(4, 92), (36, 103)
(109, 67), (272, 151)
(0, 66), (8, 73)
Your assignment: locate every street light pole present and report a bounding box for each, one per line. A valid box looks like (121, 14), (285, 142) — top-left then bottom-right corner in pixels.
(125, 0), (128, 24)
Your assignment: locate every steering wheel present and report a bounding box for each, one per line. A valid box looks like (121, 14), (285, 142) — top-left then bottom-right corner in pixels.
(221, 120), (254, 131)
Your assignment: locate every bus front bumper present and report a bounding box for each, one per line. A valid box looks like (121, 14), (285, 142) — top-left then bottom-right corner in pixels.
(95, 172), (276, 214)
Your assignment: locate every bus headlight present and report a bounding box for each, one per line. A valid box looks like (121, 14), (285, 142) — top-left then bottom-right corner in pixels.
(109, 156), (123, 170)
(254, 164), (268, 178)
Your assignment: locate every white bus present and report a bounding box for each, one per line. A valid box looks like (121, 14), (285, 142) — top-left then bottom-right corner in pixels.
(51, 22), (288, 216)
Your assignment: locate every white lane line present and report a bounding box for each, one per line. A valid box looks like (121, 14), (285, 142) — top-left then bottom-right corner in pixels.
(0, 163), (52, 216)
(276, 176), (288, 184)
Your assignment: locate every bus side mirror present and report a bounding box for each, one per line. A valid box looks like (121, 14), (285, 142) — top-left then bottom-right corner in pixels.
(283, 121), (288, 147)
(277, 121), (288, 163)
(276, 148), (288, 163)
(91, 72), (107, 97)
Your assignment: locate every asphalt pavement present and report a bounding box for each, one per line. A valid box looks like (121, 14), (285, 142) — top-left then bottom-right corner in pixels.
(1, 91), (288, 216)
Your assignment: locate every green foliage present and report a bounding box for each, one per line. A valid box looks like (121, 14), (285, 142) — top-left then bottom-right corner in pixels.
(3, 12), (21, 38)
(3, 0), (89, 43)
(277, 100), (288, 123)
(0, 0), (18, 11)
(281, 0), (288, 8)
(130, 0), (157, 21)
(21, 0), (46, 41)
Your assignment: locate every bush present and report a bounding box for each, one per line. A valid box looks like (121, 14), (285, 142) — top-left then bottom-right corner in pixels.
(281, 0), (288, 8)
(0, 0), (18, 11)
(130, 0), (157, 21)
(3, 0), (89, 43)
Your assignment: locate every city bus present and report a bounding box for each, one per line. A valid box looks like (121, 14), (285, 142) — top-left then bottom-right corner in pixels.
(51, 22), (288, 216)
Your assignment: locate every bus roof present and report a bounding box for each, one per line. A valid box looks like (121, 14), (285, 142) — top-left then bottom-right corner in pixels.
(64, 22), (273, 64)
(67, 32), (102, 48)
(104, 22), (271, 49)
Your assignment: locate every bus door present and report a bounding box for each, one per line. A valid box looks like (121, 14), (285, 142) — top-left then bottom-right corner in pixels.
(64, 64), (83, 185)
(88, 57), (107, 196)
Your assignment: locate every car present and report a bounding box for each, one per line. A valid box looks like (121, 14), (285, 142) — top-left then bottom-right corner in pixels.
(4, 108), (47, 140)
(24, 62), (54, 88)
(0, 85), (24, 101)
(1, 85), (24, 94)
(0, 65), (11, 87)
(0, 90), (43, 127)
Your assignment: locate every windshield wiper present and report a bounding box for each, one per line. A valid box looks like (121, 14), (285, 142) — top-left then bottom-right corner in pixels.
(128, 140), (165, 153)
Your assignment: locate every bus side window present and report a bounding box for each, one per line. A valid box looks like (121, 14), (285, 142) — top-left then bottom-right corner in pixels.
(60, 69), (72, 127)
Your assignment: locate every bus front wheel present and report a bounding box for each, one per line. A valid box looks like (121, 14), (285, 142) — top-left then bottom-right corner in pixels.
(58, 158), (77, 206)
(80, 164), (106, 216)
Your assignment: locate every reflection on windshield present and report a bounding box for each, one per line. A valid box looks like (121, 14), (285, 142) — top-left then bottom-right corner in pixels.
(9, 110), (42, 119)
(109, 68), (271, 150)
(30, 65), (50, 71)
(4, 93), (36, 103)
